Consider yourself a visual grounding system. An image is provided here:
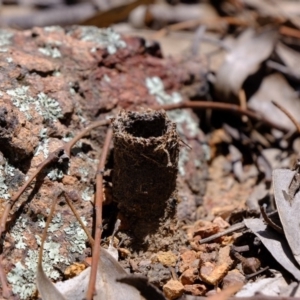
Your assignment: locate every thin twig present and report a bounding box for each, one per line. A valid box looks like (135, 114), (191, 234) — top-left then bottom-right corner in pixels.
(86, 126), (113, 300)
(0, 255), (11, 299)
(65, 119), (110, 156)
(199, 222), (246, 244)
(280, 25), (300, 40)
(260, 204), (284, 234)
(245, 266), (269, 280)
(0, 149), (63, 239)
(154, 101), (288, 132)
(151, 16), (248, 39)
(272, 100), (300, 134)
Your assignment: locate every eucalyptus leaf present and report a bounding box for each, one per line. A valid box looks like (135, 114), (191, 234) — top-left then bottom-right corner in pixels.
(55, 248), (143, 300)
(244, 218), (300, 281)
(214, 28), (277, 100)
(36, 263), (67, 300)
(273, 169), (300, 265)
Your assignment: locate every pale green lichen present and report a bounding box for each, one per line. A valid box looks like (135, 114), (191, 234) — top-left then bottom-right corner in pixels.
(34, 128), (51, 159)
(7, 86), (34, 120)
(38, 46), (61, 58)
(7, 214), (70, 299)
(146, 76), (202, 175)
(103, 74), (111, 82)
(80, 27), (126, 54)
(35, 92), (63, 121)
(64, 217), (88, 253)
(44, 26), (64, 33)
(7, 87), (62, 121)
(81, 187), (93, 202)
(145, 76), (199, 137)
(0, 29), (13, 52)
(47, 168), (64, 181)
(6, 57), (13, 63)
(0, 161), (16, 200)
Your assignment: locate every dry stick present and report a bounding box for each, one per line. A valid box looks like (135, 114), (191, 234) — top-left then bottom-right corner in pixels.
(155, 101), (288, 133)
(245, 266), (269, 280)
(272, 100), (300, 134)
(65, 119), (110, 156)
(0, 255), (11, 299)
(64, 192), (94, 248)
(0, 149), (63, 238)
(199, 222), (246, 244)
(86, 126), (113, 300)
(280, 25), (300, 40)
(260, 204), (284, 234)
(151, 16), (248, 39)
(0, 120), (110, 297)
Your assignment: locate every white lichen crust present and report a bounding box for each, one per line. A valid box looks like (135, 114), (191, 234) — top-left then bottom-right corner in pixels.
(7, 87), (63, 121)
(7, 213), (88, 299)
(79, 27), (126, 54)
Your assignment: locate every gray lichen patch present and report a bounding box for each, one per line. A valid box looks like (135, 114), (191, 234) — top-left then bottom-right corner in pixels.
(7, 215), (69, 299)
(145, 77), (201, 176)
(0, 29), (13, 52)
(6, 87), (63, 121)
(7, 211), (89, 299)
(38, 45), (61, 58)
(79, 27), (126, 54)
(145, 77), (199, 139)
(0, 161), (17, 200)
(35, 92), (63, 121)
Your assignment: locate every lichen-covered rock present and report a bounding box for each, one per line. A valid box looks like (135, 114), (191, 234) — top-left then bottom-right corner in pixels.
(0, 25), (207, 299)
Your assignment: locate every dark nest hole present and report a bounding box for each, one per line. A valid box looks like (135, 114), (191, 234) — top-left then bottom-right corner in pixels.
(123, 112), (167, 139)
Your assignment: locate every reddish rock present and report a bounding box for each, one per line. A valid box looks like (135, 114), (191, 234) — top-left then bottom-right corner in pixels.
(222, 269), (245, 289)
(180, 268), (198, 285)
(184, 284), (207, 296)
(179, 250), (197, 273)
(163, 279), (184, 300)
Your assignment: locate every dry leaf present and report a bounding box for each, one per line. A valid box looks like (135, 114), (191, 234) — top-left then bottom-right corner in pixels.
(248, 73), (300, 132)
(273, 168), (300, 266)
(36, 263), (66, 300)
(276, 42), (300, 78)
(235, 273), (288, 297)
(214, 28), (277, 100)
(55, 248), (143, 300)
(244, 218), (300, 281)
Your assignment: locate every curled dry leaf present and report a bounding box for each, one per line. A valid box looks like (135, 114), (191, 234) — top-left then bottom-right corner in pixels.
(235, 273), (288, 297)
(244, 218), (300, 281)
(273, 168), (300, 265)
(54, 248), (142, 300)
(36, 263), (67, 300)
(214, 28), (277, 100)
(38, 247), (143, 300)
(248, 73), (300, 132)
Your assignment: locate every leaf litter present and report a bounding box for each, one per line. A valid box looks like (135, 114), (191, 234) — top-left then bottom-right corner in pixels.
(3, 1), (300, 300)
